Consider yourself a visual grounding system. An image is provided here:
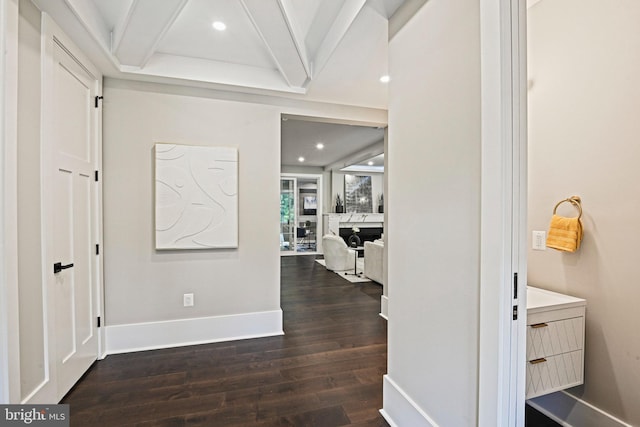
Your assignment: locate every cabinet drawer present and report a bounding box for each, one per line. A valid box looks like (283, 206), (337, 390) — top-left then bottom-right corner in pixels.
(526, 350), (584, 399)
(527, 316), (584, 360)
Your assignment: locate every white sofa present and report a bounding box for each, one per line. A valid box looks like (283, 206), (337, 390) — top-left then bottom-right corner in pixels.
(322, 235), (357, 271)
(364, 239), (384, 284)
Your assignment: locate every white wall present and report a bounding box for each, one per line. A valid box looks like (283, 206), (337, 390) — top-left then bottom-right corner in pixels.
(383, 0), (481, 425)
(528, 1), (640, 425)
(103, 81), (282, 326)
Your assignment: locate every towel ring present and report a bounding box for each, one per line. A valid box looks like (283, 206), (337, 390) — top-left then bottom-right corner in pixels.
(553, 196), (582, 219)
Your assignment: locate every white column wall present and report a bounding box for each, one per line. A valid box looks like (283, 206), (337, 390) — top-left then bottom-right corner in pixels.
(383, 0), (482, 425)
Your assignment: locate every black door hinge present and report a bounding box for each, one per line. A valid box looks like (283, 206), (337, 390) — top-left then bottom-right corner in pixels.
(96, 244), (100, 255)
(97, 317), (101, 328)
(94, 95), (103, 108)
(513, 272), (518, 299)
(512, 305), (518, 321)
(95, 170), (99, 182)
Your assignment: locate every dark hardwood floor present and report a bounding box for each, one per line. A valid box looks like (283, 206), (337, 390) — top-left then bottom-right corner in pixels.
(63, 255), (389, 426)
(63, 254), (561, 426)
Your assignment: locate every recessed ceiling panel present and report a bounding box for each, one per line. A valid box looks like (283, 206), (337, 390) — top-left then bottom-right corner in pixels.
(155, 0), (277, 69)
(305, 6), (389, 108)
(288, 0), (322, 38)
(91, 0), (133, 30)
(292, 0), (344, 60)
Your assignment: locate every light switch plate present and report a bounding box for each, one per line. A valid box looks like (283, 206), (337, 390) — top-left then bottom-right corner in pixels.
(532, 231), (546, 250)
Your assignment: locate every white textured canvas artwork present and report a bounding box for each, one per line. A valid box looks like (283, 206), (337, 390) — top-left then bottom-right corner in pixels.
(155, 144), (238, 249)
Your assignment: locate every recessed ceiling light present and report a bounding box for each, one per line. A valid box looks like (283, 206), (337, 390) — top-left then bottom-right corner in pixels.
(298, 156), (305, 162)
(212, 21), (226, 31)
(316, 143), (324, 150)
(368, 161), (374, 166)
(379, 75), (390, 83)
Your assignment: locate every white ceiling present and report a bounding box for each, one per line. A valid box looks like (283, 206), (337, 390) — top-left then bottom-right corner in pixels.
(281, 119), (384, 168)
(32, 0), (403, 169)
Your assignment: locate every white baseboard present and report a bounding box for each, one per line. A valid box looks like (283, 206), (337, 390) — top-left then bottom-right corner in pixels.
(528, 391), (633, 427)
(381, 375), (438, 427)
(105, 310), (283, 355)
(380, 295), (389, 320)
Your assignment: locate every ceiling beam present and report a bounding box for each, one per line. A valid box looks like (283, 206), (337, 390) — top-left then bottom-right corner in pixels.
(241, 0), (310, 89)
(324, 140), (385, 172)
(121, 53), (307, 94)
(112, 0), (188, 68)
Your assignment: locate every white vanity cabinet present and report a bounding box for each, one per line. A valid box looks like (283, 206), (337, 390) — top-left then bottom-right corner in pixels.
(526, 286), (587, 399)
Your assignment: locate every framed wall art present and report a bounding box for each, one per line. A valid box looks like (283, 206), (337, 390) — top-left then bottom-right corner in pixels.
(155, 143), (238, 249)
(344, 174), (372, 213)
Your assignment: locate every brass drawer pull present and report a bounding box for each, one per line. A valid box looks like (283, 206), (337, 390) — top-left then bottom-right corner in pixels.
(530, 323), (548, 329)
(529, 358), (547, 365)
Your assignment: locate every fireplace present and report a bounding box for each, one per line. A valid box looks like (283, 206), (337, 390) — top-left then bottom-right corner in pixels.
(339, 227), (383, 245)
(322, 213), (384, 253)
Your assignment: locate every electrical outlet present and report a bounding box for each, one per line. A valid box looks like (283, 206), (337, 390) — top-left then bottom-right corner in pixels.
(532, 231), (546, 250)
(183, 293), (194, 307)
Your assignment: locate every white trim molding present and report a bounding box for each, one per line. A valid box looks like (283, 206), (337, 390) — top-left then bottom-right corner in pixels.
(105, 310), (284, 355)
(528, 391), (633, 427)
(0, 0), (21, 404)
(379, 295), (388, 320)
(381, 375), (438, 427)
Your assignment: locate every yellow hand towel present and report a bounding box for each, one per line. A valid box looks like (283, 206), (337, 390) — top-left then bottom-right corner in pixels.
(546, 214), (583, 252)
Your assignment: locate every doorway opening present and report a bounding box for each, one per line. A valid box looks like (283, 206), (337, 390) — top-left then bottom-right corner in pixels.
(280, 174), (323, 255)
(279, 114), (386, 258)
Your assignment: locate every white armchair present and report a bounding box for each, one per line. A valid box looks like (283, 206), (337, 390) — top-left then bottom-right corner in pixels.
(322, 235), (356, 271)
(364, 240), (384, 284)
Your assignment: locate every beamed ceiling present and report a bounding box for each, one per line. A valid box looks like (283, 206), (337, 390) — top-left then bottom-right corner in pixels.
(32, 0), (406, 168)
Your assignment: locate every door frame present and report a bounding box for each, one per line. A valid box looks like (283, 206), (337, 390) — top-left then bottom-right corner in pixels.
(478, 0), (527, 425)
(0, 0), (21, 404)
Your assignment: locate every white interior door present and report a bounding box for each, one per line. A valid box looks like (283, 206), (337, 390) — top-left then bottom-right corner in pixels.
(50, 40), (98, 397)
(38, 15), (101, 402)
